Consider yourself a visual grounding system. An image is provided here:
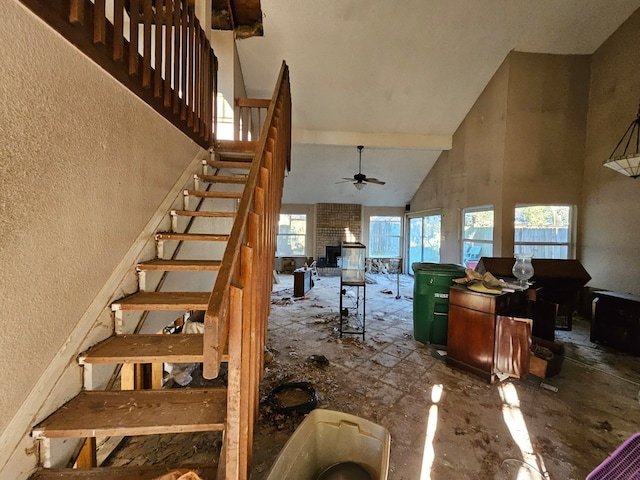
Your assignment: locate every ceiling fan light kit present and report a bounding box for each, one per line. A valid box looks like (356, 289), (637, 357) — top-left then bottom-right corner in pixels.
(336, 145), (387, 190)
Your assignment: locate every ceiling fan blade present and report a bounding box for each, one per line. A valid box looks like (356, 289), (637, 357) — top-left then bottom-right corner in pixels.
(365, 178), (386, 185)
(335, 179), (352, 184)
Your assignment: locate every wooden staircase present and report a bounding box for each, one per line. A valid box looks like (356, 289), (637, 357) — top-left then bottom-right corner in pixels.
(28, 61), (291, 480)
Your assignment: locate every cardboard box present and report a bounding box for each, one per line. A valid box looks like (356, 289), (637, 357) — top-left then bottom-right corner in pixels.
(529, 336), (565, 378)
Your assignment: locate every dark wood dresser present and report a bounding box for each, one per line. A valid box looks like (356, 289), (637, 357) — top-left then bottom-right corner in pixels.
(447, 286), (530, 383)
(591, 290), (640, 356)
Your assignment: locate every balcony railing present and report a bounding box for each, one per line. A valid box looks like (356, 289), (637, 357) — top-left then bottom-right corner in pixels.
(20, 0), (217, 149)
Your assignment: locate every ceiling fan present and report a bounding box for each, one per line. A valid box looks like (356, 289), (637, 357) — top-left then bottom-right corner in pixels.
(337, 145), (386, 190)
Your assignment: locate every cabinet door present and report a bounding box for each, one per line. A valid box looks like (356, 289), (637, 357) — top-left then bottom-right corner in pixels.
(494, 316), (532, 379)
(447, 304), (496, 380)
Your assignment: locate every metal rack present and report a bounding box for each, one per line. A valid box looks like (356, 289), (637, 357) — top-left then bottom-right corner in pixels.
(339, 242), (366, 339)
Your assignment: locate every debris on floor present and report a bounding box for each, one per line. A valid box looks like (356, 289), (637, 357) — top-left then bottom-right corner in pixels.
(271, 297), (292, 306)
(305, 354), (330, 368)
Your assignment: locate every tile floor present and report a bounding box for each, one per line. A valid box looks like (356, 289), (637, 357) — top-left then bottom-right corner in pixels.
(250, 272), (640, 480)
(105, 272), (640, 480)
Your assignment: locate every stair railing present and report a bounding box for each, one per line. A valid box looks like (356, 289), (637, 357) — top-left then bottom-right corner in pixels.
(204, 61), (290, 479)
(20, 0), (217, 149)
(235, 98), (271, 142)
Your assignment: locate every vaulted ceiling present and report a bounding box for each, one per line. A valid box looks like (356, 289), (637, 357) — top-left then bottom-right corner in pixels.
(227, 1), (640, 206)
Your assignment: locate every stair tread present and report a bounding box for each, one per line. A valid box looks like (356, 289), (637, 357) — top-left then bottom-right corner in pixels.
(32, 389), (227, 439)
(171, 210), (236, 218)
(79, 334), (229, 364)
(137, 259), (222, 271)
(80, 334), (205, 364)
(196, 174), (247, 184)
(205, 159), (251, 169)
(215, 139), (257, 155)
(29, 464), (218, 480)
(155, 232), (230, 241)
(183, 190), (243, 199)
(111, 292), (210, 311)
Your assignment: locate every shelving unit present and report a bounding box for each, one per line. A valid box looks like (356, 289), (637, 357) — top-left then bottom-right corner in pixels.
(339, 242), (366, 339)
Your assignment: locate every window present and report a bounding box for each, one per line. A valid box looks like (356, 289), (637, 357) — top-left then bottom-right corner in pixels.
(408, 213), (442, 269)
(369, 216), (402, 257)
(277, 214), (307, 256)
(462, 206), (494, 268)
(514, 205), (573, 259)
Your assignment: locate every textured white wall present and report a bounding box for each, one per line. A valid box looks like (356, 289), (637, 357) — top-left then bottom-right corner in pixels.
(582, 8), (640, 295)
(410, 52), (590, 265)
(0, 1), (201, 474)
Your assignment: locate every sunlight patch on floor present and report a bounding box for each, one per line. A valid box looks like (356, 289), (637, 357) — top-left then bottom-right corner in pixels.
(420, 384), (443, 480)
(498, 382), (550, 480)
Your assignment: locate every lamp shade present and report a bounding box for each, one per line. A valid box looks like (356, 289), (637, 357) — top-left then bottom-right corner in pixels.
(604, 103), (640, 179)
(354, 182), (364, 190)
(603, 154), (640, 178)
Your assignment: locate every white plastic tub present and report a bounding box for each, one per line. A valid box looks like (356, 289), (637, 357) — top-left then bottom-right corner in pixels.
(266, 409), (391, 480)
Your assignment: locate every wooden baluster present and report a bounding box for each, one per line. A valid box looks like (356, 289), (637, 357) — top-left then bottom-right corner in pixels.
(172, 0), (181, 113)
(163, 0), (173, 107)
(186, 4), (195, 126)
(225, 284), (243, 479)
(69, 0), (84, 25)
(154, 0), (164, 98)
(94, 0), (105, 44)
(199, 34), (205, 136)
(180, 0), (188, 119)
(129, 0), (139, 75)
(213, 55), (218, 143)
(202, 33), (208, 137)
(113, 0), (124, 61)
(142, 0), (152, 88)
(239, 242), (254, 479)
(193, 19), (201, 133)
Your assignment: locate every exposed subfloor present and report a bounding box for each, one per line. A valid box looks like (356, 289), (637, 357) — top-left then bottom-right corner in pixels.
(105, 273), (640, 480)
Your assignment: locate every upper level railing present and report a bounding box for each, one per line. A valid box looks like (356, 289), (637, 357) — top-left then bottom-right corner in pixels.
(235, 98), (270, 142)
(20, 0), (217, 149)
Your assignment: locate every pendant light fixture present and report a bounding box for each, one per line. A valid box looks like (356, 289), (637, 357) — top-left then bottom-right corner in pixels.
(603, 101), (640, 178)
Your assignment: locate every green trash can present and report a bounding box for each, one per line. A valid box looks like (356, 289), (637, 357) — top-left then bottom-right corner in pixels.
(412, 262), (466, 345)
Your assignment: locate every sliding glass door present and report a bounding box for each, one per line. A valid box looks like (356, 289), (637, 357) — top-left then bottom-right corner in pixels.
(408, 213), (442, 272)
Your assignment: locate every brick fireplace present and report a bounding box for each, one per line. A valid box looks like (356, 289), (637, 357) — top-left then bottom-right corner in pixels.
(316, 203), (361, 275)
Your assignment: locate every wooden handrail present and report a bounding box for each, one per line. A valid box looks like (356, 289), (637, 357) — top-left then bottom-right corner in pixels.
(203, 61), (290, 379)
(203, 61), (290, 478)
(19, 0), (217, 149)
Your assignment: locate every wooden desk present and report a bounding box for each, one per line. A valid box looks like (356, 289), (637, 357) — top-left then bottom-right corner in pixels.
(447, 286), (530, 383)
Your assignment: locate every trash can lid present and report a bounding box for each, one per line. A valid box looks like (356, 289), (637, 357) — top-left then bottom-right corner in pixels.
(412, 262), (466, 275)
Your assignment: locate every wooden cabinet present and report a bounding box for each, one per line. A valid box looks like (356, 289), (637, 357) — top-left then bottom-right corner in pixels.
(293, 268), (313, 297)
(591, 291), (640, 356)
(447, 286), (531, 383)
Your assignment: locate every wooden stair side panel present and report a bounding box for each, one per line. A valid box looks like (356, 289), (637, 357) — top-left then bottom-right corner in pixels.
(111, 292), (210, 311)
(32, 389), (227, 439)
